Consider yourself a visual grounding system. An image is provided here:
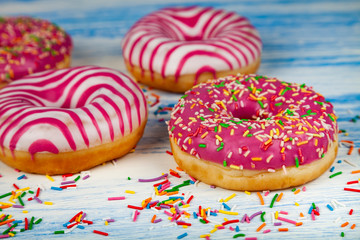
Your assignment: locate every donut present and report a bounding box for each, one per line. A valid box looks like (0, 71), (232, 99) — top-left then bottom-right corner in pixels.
(168, 74), (338, 191)
(0, 66), (148, 175)
(0, 16), (72, 88)
(122, 6), (262, 93)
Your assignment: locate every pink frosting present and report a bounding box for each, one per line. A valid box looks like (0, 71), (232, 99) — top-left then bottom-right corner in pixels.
(168, 74), (338, 171)
(122, 6), (262, 84)
(0, 66), (148, 159)
(0, 16), (72, 83)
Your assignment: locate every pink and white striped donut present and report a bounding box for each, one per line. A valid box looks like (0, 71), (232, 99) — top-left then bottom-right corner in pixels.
(122, 6), (262, 92)
(0, 66), (148, 174)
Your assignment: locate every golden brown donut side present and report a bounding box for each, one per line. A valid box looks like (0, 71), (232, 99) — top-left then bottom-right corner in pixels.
(125, 57), (261, 93)
(0, 118), (147, 175)
(170, 136), (338, 191)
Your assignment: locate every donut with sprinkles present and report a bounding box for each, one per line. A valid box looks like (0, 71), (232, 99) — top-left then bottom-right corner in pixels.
(0, 66), (148, 174)
(0, 16), (72, 88)
(168, 74), (338, 191)
(122, 6), (262, 92)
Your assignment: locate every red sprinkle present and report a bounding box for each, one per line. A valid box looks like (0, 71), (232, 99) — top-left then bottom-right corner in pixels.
(349, 209), (353, 215)
(13, 183), (19, 190)
(127, 205), (143, 210)
(35, 187), (41, 197)
(186, 195), (194, 204)
(93, 230), (109, 236)
(166, 150), (173, 155)
(82, 220), (93, 225)
(344, 188), (360, 193)
(222, 219), (240, 226)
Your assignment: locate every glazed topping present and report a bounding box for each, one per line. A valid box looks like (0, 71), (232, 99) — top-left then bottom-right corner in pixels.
(168, 74), (338, 171)
(0, 66), (147, 157)
(122, 6), (262, 83)
(0, 16), (72, 82)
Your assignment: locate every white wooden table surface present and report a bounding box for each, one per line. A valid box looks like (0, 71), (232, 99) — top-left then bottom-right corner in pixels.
(0, 0), (359, 239)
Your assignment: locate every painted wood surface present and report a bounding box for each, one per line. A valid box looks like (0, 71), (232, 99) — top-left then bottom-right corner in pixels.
(0, 0), (359, 239)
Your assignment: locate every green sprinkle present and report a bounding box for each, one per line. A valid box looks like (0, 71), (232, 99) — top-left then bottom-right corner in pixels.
(3, 223), (18, 234)
(260, 212), (266, 222)
(248, 126), (252, 129)
(29, 216), (34, 230)
(217, 146), (224, 151)
(199, 219), (207, 224)
(235, 80), (241, 84)
(315, 101), (324, 105)
(258, 100), (264, 109)
(21, 192), (26, 198)
(214, 126), (218, 132)
(328, 113), (335, 122)
(18, 196), (24, 206)
(321, 153), (325, 158)
(219, 123), (229, 128)
(54, 230), (65, 234)
(223, 160), (227, 167)
(0, 192), (12, 199)
(200, 116), (205, 121)
(245, 77), (251, 82)
(341, 232), (345, 237)
(208, 108), (214, 112)
(292, 188), (296, 192)
(181, 95), (188, 99)
(127, 177), (131, 180)
(35, 218), (43, 224)
(232, 95), (238, 101)
(312, 203), (316, 210)
(278, 120), (284, 126)
(233, 233), (246, 238)
(247, 134), (253, 137)
(74, 175), (81, 182)
(300, 83), (306, 88)
(295, 157), (299, 168)
(28, 190), (34, 194)
(199, 144), (207, 148)
(171, 126), (175, 132)
(275, 102), (283, 106)
(329, 171), (342, 178)
(270, 193), (278, 208)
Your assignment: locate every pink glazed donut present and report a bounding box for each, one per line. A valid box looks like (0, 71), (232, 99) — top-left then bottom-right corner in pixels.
(0, 66), (148, 175)
(0, 16), (72, 88)
(122, 6), (262, 92)
(168, 74), (338, 191)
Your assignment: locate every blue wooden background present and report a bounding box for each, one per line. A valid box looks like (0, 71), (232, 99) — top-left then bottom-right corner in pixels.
(0, 0), (359, 239)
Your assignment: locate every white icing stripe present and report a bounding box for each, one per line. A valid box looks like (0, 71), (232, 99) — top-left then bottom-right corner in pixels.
(122, 6), (262, 80)
(0, 66), (148, 155)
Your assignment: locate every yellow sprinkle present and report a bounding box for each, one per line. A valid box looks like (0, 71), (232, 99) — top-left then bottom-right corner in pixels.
(297, 141), (308, 146)
(170, 208), (176, 214)
(281, 147), (285, 153)
(303, 127), (308, 132)
(44, 201), (53, 205)
(229, 164), (240, 170)
(105, 220), (108, 226)
(223, 89), (230, 96)
(243, 130), (249, 137)
(8, 233), (15, 237)
(314, 126), (319, 132)
(125, 190), (135, 194)
(178, 133), (183, 137)
(295, 202), (300, 206)
(215, 135), (223, 142)
(200, 234), (211, 238)
(16, 187), (30, 192)
(295, 131), (304, 134)
(22, 210), (28, 214)
(164, 200), (174, 205)
(314, 139), (318, 146)
(218, 210), (238, 215)
(182, 225), (188, 229)
(224, 193), (237, 202)
(220, 101), (227, 111)
(189, 117), (196, 121)
(276, 121), (284, 130)
(154, 187), (159, 196)
(201, 132), (208, 139)
(244, 191), (251, 195)
(0, 214), (4, 218)
(270, 129), (273, 137)
(0, 202), (12, 206)
(230, 129), (234, 136)
(14, 192), (21, 199)
(276, 128), (280, 135)
(275, 211), (279, 219)
(265, 138), (272, 145)
(210, 228), (218, 233)
(46, 175), (55, 182)
(218, 125), (222, 133)
(190, 103), (196, 109)
(182, 204), (190, 208)
(261, 124), (265, 130)
(251, 157), (262, 161)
